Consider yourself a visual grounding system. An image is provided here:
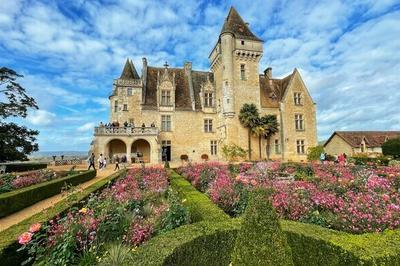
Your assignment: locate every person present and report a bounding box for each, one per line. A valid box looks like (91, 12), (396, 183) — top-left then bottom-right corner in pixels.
(100, 122), (104, 127)
(103, 157), (107, 169)
(124, 121), (128, 127)
(88, 153), (96, 170)
(319, 152), (325, 164)
(338, 153), (345, 165)
(98, 153), (104, 169)
(150, 122), (155, 127)
(114, 155), (120, 171)
(141, 123), (145, 128)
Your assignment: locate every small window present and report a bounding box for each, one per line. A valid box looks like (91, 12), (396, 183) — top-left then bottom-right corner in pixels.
(162, 140), (171, 146)
(295, 114), (304, 131)
(241, 40), (245, 45)
(211, 140), (217, 155)
(161, 90), (171, 106)
(240, 64), (246, 80)
(274, 139), (281, 154)
(294, 92), (302, 105)
(127, 88), (133, 96)
(204, 119), (213, 132)
(114, 100), (118, 112)
(204, 92), (213, 107)
(161, 115), (171, 131)
(296, 140), (305, 154)
(123, 104), (128, 111)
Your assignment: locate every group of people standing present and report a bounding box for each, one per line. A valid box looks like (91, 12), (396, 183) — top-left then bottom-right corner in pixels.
(320, 152), (347, 165)
(87, 153), (120, 171)
(99, 121), (156, 128)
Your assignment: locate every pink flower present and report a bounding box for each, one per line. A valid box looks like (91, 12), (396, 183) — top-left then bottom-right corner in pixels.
(382, 194), (390, 202)
(29, 223), (41, 233)
(18, 232), (33, 245)
(250, 179), (258, 186)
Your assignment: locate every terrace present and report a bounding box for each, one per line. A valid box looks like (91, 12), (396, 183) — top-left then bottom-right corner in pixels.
(94, 126), (159, 136)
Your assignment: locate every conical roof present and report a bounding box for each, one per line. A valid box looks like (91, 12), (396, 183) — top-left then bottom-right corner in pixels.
(220, 7), (262, 42)
(120, 58), (140, 79)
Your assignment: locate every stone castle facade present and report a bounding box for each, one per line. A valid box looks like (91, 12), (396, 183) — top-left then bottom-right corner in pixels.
(91, 7), (318, 164)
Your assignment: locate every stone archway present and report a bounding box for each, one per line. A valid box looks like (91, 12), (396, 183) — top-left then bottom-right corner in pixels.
(131, 139), (151, 163)
(106, 139), (127, 162)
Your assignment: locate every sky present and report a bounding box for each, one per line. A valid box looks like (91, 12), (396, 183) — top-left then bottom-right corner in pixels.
(1, 0), (399, 151)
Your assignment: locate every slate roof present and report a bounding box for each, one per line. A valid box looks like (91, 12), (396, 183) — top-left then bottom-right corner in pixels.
(259, 73), (293, 108)
(120, 59), (140, 79)
(143, 66), (213, 111)
(325, 131), (400, 148)
(220, 7), (262, 42)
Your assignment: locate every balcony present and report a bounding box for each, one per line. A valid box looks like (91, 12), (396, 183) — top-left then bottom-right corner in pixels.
(94, 126), (159, 136)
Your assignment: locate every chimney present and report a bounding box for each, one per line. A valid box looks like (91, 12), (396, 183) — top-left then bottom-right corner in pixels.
(264, 67), (272, 79)
(184, 61), (192, 75)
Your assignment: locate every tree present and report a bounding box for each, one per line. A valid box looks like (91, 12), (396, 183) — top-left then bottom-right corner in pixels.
(382, 138), (400, 159)
(231, 189), (293, 265)
(221, 143), (247, 162)
(239, 103), (259, 160)
(0, 67), (39, 162)
(252, 117), (265, 160)
(307, 145), (324, 161)
(260, 115), (279, 160)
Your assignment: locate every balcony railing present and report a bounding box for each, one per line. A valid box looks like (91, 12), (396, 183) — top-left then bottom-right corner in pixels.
(94, 126), (159, 136)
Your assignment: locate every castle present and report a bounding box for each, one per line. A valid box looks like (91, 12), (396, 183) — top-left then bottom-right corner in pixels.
(91, 7), (317, 164)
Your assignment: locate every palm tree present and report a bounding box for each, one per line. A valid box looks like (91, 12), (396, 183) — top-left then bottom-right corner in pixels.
(239, 103), (259, 160)
(260, 115), (279, 160)
(252, 117), (265, 160)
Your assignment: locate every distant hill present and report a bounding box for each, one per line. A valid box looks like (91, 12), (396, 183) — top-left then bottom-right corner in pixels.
(29, 151), (88, 158)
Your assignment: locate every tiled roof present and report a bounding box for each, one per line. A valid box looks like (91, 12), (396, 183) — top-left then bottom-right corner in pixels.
(259, 73), (293, 108)
(220, 7), (262, 42)
(120, 59), (140, 79)
(143, 66), (213, 110)
(328, 131), (400, 148)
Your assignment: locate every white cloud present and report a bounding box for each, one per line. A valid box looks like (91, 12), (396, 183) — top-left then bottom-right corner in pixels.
(77, 122), (96, 132)
(27, 110), (56, 126)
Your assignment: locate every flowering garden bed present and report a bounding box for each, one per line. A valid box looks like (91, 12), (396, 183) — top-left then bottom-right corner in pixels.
(13, 167), (190, 265)
(177, 162), (400, 234)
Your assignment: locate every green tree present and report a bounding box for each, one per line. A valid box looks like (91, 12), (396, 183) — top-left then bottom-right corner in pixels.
(239, 103), (259, 160)
(260, 115), (279, 160)
(221, 143), (247, 162)
(382, 138), (400, 158)
(231, 189), (293, 265)
(0, 67), (39, 162)
(307, 145), (325, 161)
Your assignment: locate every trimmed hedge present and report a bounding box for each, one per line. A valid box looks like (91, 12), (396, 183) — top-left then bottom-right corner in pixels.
(1, 162), (47, 173)
(0, 170), (96, 218)
(169, 170), (230, 223)
(0, 170), (126, 265)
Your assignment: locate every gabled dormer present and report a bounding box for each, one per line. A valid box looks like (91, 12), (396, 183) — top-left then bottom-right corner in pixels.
(199, 74), (216, 113)
(157, 62), (176, 111)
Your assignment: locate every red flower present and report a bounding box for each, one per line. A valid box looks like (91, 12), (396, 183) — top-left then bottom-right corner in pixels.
(18, 232), (33, 245)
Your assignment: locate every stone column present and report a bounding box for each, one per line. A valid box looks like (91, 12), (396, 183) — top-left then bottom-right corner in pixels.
(126, 143), (132, 164)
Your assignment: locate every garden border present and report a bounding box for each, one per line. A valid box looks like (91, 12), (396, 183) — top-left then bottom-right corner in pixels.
(0, 169), (126, 264)
(1, 162), (47, 173)
(129, 170), (400, 265)
(0, 170), (97, 218)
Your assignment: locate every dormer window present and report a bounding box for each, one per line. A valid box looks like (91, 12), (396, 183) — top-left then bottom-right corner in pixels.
(204, 92), (214, 107)
(161, 90), (171, 106)
(240, 64), (246, 80)
(294, 92), (302, 105)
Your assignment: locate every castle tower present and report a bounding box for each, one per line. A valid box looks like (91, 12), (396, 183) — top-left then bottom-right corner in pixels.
(209, 7), (263, 154)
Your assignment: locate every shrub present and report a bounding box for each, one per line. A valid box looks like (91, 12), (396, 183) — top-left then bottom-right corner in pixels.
(222, 143), (247, 162)
(232, 189), (293, 266)
(1, 162), (47, 173)
(382, 137), (400, 158)
(307, 145), (324, 161)
(389, 160), (400, 167)
(0, 170), (96, 218)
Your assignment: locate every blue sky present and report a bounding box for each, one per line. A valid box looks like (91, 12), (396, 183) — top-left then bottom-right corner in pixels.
(1, 0), (399, 151)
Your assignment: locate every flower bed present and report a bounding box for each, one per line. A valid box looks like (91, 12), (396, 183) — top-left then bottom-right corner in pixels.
(0, 169), (75, 194)
(177, 162), (400, 234)
(16, 167), (190, 265)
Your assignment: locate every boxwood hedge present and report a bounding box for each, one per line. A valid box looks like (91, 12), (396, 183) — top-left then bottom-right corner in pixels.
(0, 170), (96, 218)
(0, 170), (126, 265)
(1, 162), (47, 173)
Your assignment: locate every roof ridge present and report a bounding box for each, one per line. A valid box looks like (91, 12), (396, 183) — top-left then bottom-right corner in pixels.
(220, 6), (262, 41)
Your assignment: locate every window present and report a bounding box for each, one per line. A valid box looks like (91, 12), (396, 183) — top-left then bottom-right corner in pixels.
(274, 139), (281, 154)
(294, 92), (302, 105)
(123, 104), (128, 111)
(241, 40), (245, 45)
(162, 140), (171, 146)
(161, 115), (171, 131)
(161, 90), (171, 105)
(204, 92), (213, 107)
(114, 100), (118, 112)
(127, 88), (133, 96)
(204, 119), (213, 132)
(296, 140), (305, 154)
(211, 140), (217, 155)
(240, 64), (246, 80)
(295, 114), (304, 130)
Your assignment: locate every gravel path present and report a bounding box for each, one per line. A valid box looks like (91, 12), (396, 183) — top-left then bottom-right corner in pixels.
(0, 164), (117, 232)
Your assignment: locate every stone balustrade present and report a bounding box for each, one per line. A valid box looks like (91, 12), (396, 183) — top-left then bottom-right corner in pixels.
(94, 126), (159, 136)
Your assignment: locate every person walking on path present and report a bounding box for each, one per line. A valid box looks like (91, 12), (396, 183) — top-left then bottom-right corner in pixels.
(88, 153), (96, 170)
(114, 155), (120, 171)
(98, 154), (104, 170)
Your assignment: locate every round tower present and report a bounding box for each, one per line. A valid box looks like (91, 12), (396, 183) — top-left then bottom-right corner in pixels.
(221, 32), (235, 117)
